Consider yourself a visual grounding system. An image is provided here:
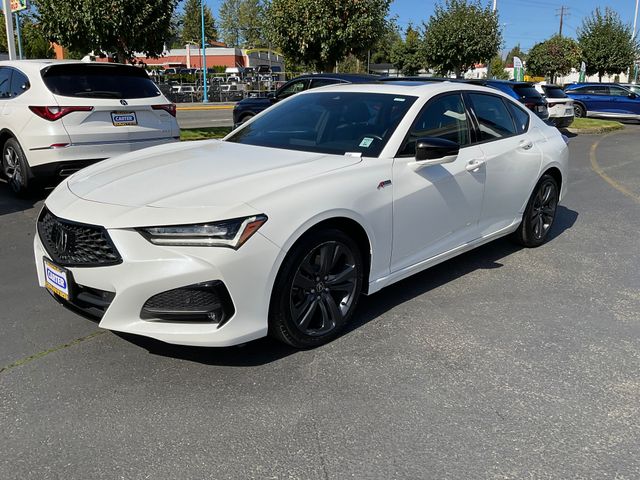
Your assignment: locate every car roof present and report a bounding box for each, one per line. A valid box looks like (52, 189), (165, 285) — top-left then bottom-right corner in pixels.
(298, 81), (518, 99)
(465, 79), (534, 87)
(0, 59), (138, 76)
(294, 73), (380, 83)
(379, 76), (455, 83)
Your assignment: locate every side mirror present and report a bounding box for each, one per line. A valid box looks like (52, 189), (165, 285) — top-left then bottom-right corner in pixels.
(412, 138), (460, 167)
(629, 92), (637, 99)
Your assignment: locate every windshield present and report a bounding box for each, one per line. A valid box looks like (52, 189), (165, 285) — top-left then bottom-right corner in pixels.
(226, 91), (417, 157)
(42, 64), (162, 99)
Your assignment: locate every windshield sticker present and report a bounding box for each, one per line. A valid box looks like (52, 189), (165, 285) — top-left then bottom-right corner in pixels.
(359, 137), (374, 148)
(394, 98), (406, 102)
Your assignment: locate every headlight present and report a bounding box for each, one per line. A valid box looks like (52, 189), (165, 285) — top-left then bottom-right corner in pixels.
(138, 215), (268, 249)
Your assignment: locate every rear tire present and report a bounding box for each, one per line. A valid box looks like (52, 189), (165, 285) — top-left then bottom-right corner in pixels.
(513, 174), (559, 248)
(2, 138), (32, 196)
(239, 113), (254, 124)
(269, 229), (363, 348)
(573, 103), (586, 118)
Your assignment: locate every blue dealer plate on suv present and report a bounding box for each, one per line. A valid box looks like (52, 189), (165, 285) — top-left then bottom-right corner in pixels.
(111, 111), (137, 126)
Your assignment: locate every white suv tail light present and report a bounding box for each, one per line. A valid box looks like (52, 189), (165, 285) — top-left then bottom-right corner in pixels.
(151, 104), (177, 117)
(29, 106), (94, 121)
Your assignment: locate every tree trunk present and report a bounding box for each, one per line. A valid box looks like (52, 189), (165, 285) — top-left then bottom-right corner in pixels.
(598, 71), (603, 83)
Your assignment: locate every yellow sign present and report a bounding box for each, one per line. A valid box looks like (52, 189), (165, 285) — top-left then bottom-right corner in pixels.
(11, 0), (28, 13)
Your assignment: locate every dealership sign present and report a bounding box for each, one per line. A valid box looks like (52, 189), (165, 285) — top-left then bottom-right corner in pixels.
(10, 0), (28, 13)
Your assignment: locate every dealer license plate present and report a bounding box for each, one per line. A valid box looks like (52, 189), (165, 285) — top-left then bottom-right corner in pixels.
(111, 111), (137, 126)
(43, 258), (70, 301)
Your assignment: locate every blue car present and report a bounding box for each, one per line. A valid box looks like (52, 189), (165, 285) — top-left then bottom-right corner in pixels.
(564, 83), (640, 119)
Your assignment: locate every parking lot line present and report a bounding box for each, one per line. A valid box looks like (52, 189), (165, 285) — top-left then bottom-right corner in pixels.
(590, 131), (640, 203)
(0, 330), (105, 375)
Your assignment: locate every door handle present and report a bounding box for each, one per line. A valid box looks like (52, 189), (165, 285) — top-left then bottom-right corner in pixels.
(465, 159), (486, 172)
(519, 140), (534, 150)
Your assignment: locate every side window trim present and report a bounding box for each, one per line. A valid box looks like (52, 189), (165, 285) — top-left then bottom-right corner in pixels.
(0, 67), (13, 100)
(464, 92), (521, 145)
(395, 92), (473, 158)
(504, 100), (531, 135)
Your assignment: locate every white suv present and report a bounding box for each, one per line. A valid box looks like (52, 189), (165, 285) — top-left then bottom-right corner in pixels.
(0, 60), (180, 195)
(534, 83), (574, 128)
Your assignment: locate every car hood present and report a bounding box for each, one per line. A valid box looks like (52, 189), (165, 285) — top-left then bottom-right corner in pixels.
(236, 97), (271, 106)
(67, 140), (361, 209)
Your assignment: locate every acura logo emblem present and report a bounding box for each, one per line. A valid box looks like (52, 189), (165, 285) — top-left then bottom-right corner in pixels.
(120, 99), (128, 106)
(51, 225), (69, 254)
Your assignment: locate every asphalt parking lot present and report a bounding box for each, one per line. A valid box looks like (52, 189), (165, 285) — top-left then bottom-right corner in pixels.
(1, 127), (639, 479)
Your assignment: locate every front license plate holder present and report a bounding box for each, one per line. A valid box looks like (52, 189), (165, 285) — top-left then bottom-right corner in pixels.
(43, 258), (71, 301)
(111, 111), (137, 126)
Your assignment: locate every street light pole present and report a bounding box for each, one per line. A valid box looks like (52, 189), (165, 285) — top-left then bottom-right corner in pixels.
(2, 0), (17, 60)
(487, 0), (498, 78)
(633, 0), (639, 39)
(200, 0), (209, 103)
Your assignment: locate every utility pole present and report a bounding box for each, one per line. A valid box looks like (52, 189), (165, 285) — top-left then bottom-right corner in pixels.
(2, 0), (17, 60)
(200, 0), (209, 103)
(556, 6), (570, 37)
(487, 0), (497, 79)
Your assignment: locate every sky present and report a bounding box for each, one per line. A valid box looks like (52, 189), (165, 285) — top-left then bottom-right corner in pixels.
(206, 0), (640, 52)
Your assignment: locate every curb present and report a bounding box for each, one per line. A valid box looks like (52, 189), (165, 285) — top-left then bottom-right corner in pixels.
(566, 124), (624, 135)
(176, 105), (234, 111)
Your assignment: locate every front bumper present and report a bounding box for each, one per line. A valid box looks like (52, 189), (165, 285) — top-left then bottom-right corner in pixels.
(34, 218), (282, 347)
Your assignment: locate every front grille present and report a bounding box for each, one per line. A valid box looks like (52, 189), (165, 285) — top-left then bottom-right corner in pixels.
(37, 207), (122, 267)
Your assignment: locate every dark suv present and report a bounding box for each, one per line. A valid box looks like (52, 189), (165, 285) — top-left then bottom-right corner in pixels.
(232, 73), (378, 127)
(463, 80), (549, 121)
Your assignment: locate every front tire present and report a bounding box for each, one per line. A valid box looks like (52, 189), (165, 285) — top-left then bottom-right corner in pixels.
(513, 174), (559, 248)
(269, 229), (364, 348)
(2, 138), (32, 196)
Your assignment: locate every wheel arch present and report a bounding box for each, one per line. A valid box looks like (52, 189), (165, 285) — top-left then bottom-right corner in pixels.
(0, 128), (16, 150)
(270, 213), (374, 297)
(543, 166), (562, 190)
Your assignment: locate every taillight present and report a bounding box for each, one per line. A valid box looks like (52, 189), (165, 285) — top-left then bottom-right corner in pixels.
(29, 106), (94, 121)
(524, 102), (535, 110)
(152, 104), (177, 117)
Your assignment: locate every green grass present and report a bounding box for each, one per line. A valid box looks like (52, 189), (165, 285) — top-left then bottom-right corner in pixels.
(180, 126), (233, 141)
(568, 118), (624, 132)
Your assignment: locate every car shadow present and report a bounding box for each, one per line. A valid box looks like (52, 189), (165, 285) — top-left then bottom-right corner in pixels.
(116, 206), (579, 367)
(0, 180), (51, 216)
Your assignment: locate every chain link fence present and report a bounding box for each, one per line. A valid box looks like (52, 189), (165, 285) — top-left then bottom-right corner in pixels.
(152, 70), (307, 103)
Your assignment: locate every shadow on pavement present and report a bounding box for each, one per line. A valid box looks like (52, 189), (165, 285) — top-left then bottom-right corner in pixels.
(117, 205), (579, 366)
(0, 180), (51, 216)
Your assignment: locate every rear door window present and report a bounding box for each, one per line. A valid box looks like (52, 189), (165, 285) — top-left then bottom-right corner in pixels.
(41, 64), (162, 99)
(506, 101), (530, 134)
(608, 86), (630, 97)
(468, 93), (517, 142)
(9, 69), (29, 98)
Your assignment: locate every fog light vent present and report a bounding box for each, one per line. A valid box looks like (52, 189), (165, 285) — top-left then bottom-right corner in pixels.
(141, 281), (234, 325)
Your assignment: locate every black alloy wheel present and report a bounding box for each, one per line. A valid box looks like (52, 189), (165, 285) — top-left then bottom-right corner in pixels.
(2, 138), (31, 196)
(573, 103), (586, 118)
(270, 229), (363, 348)
(513, 174), (559, 247)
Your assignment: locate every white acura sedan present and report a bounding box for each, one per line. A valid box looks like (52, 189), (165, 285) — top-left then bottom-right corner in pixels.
(34, 82), (568, 348)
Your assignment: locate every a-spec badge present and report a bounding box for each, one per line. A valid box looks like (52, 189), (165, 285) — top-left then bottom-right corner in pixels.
(377, 180), (392, 190)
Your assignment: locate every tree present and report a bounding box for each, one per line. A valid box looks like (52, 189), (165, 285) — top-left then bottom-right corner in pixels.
(369, 17), (402, 65)
(0, 11), (54, 58)
(489, 55), (509, 79)
(526, 35), (581, 82)
(390, 25), (425, 76)
(33, 0), (179, 63)
(266, 0), (391, 72)
(578, 7), (638, 82)
(423, 0), (502, 77)
(219, 0), (242, 47)
(181, 0), (217, 45)
(505, 44), (526, 65)
(238, 0), (266, 47)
